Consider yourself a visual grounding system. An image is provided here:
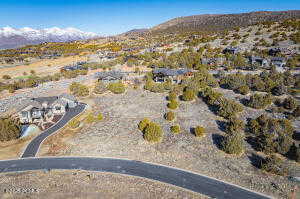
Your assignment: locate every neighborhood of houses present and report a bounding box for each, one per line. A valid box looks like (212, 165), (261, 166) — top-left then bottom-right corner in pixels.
(3, 43), (292, 132)
(16, 93), (78, 129)
(58, 45), (290, 88)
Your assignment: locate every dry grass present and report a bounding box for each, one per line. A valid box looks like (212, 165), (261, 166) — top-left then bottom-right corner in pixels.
(0, 55), (88, 78)
(39, 106), (91, 156)
(0, 135), (35, 160)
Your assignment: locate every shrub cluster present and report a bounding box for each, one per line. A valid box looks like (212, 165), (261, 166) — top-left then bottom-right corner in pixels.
(182, 88), (196, 101)
(165, 111), (175, 121)
(69, 82), (89, 97)
(247, 93), (273, 109)
(221, 133), (245, 155)
(138, 120), (164, 143)
(138, 118), (151, 132)
(107, 81), (125, 94)
(260, 154), (287, 176)
(201, 87), (243, 119)
(235, 85), (250, 95)
(94, 81), (108, 94)
(168, 91), (177, 101)
(170, 125), (181, 134)
(144, 78), (171, 93)
(0, 117), (20, 142)
(220, 71), (295, 96)
(248, 114), (295, 156)
(194, 126), (205, 137)
(167, 100), (179, 109)
(225, 118), (245, 135)
(62, 69), (88, 79)
(217, 99), (244, 119)
(69, 119), (80, 129)
(282, 97), (298, 110)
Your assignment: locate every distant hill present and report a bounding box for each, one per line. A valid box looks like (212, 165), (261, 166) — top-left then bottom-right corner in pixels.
(0, 27), (98, 49)
(121, 29), (149, 37)
(151, 10), (300, 33)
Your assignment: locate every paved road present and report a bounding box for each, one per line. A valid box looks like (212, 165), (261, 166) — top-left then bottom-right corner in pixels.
(0, 157), (270, 199)
(21, 104), (86, 158)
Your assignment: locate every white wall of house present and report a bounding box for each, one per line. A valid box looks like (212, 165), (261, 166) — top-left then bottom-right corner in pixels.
(52, 103), (66, 115)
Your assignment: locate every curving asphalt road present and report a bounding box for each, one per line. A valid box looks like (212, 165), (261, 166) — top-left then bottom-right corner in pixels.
(0, 157), (270, 199)
(15, 103), (272, 198)
(21, 103), (86, 158)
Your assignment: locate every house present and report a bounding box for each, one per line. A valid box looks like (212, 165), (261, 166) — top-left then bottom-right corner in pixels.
(249, 56), (269, 67)
(61, 65), (84, 72)
(269, 48), (281, 56)
(201, 57), (225, 66)
(95, 71), (125, 83)
(223, 47), (240, 54)
(152, 68), (193, 83)
(17, 94), (78, 126)
(18, 99), (44, 124)
(271, 57), (286, 67)
(59, 93), (78, 108)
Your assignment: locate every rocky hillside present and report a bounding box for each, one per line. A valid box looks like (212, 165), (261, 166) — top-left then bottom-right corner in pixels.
(151, 10), (300, 33)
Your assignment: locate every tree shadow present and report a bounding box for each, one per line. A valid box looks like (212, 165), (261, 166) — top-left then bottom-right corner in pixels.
(239, 98), (248, 106)
(216, 120), (227, 132)
(247, 153), (264, 169)
(292, 131), (300, 141)
(245, 136), (261, 151)
(219, 84), (228, 89)
(204, 103), (219, 116)
(190, 127), (195, 136)
(212, 133), (224, 150)
(286, 143), (299, 161)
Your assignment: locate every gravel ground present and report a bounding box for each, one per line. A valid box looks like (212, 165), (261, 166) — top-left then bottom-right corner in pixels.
(46, 88), (300, 199)
(0, 170), (204, 199)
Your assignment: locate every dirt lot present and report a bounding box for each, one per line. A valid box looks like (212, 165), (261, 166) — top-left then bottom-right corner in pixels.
(0, 170), (204, 199)
(38, 88), (299, 199)
(0, 134), (38, 160)
(0, 55), (87, 78)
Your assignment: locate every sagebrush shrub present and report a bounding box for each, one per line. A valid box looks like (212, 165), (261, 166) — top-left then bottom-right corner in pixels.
(165, 111), (175, 121)
(138, 118), (150, 131)
(195, 126), (205, 137)
(260, 154), (287, 176)
(182, 88), (196, 101)
(108, 81), (125, 94)
(69, 119), (80, 129)
(144, 122), (163, 143)
(167, 99), (179, 109)
(221, 133), (244, 155)
(170, 125), (181, 134)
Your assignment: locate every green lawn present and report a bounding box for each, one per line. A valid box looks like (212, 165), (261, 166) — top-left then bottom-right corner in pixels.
(14, 75), (34, 80)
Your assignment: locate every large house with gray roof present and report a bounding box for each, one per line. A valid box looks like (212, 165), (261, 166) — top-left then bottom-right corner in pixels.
(249, 56), (269, 67)
(95, 71), (125, 83)
(17, 93), (78, 126)
(152, 68), (193, 83)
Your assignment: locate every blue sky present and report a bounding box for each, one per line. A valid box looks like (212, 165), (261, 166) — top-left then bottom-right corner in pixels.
(0, 0), (299, 35)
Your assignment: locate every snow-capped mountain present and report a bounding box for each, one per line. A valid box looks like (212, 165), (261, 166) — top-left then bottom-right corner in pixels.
(0, 26), (98, 49)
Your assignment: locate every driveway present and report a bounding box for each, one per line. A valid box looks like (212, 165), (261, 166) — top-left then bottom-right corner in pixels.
(0, 157), (270, 199)
(21, 103), (86, 158)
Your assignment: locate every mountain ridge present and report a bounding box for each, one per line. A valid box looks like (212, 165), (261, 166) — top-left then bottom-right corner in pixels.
(151, 10), (300, 33)
(0, 27), (98, 49)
